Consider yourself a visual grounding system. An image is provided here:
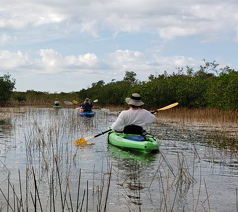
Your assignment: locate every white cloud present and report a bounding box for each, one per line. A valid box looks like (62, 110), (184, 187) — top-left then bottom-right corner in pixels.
(39, 49), (63, 73)
(107, 49), (205, 81)
(110, 49), (144, 64)
(1, 0), (238, 40)
(153, 56), (201, 71)
(0, 48), (201, 78)
(38, 49), (111, 74)
(34, 13), (65, 27)
(158, 27), (198, 40)
(80, 21), (99, 37)
(0, 50), (31, 69)
(0, 49), (111, 76)
(0, 34), (17, 44)
(0, 2), (67, 30)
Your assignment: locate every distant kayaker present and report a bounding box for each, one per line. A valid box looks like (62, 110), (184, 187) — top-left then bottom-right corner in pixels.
(111, 93), (157, 134)
(54, 98), (60, 106)
(80, 98), (93, 112)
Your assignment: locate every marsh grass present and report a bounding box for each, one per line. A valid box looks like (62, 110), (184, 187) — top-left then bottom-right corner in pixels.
(1, 152), (207, 212)
(158, 108), (238, 127)
(0, 107), (238, 211)
(0, 166), (113, 212)
(0, 108), (114, 211)
(2, 105), (238, 126)
(97, 106), (238, 130)
(157, 108), (238, 150)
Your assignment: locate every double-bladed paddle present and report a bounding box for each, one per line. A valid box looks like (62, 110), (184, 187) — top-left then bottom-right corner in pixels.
(65, 99), (98, 106)
(73, 102), (179, 145)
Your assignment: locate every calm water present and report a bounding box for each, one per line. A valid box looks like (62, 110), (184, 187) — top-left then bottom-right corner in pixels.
(0, 108), (237, 212)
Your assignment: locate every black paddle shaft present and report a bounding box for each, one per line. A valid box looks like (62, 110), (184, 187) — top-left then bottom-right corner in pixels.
(94, 129), (111, 138)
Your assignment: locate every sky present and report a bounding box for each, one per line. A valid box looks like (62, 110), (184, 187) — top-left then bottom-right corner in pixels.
(0, 0), (238, 93)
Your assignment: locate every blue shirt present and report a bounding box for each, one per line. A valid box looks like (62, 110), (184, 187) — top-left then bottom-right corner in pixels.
(81, 103), (93, 112)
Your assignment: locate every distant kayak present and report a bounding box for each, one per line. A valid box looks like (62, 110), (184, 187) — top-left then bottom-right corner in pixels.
(79, 111), (95, 117)
(108, 131), (159, 153)
(53, 105), (62, 109)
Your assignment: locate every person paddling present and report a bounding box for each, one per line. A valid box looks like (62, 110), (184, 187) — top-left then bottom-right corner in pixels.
(80, 98), (93, 112)
(111, 93), (157, 134)
(54, 98), (60, 106)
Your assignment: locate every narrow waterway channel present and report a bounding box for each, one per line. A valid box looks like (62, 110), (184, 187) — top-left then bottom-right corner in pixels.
(0, 108), (237, 211)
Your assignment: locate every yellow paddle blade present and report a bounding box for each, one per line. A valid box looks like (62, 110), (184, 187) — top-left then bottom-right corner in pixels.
(72, 100), (78, 105)
(157, 102), (179, 111)
(73, 138), (88, 146)
(72, 135), (95, 146)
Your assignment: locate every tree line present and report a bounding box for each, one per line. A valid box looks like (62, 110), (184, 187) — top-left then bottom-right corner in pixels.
(1, 61), (238, 111)
(77, 61), (238, 111)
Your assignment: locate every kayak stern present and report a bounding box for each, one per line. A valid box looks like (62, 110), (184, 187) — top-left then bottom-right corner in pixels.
(108, 131), (159, 153)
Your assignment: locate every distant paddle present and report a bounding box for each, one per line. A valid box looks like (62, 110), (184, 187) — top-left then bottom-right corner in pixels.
(72, 100), (78, 105)
(101, 108), (110, 112)
(64, 101), (73, 105)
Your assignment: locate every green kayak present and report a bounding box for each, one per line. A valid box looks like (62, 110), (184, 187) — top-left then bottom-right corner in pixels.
(53, 105), (62, 109)
(108, 131), (159, 153)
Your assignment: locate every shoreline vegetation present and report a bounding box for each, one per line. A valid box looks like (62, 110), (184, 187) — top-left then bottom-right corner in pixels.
(2, 62), (238, 113)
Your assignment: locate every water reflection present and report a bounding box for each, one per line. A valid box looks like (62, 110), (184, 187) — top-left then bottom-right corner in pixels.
(0, 118), (14, 162)
(108, 144), (159, 210)
(0, 119), (12, 138)
(108, 144), (157, 163)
